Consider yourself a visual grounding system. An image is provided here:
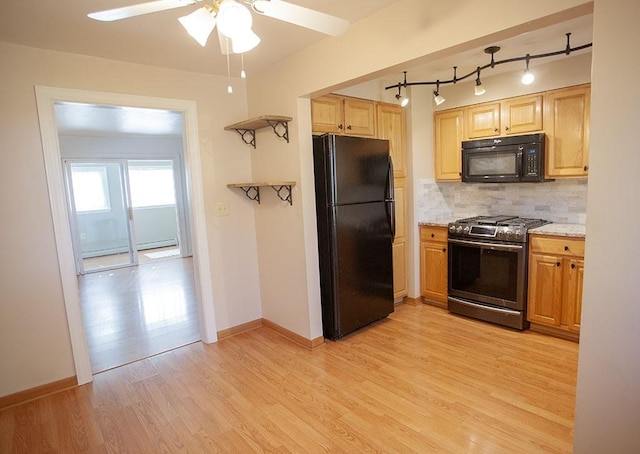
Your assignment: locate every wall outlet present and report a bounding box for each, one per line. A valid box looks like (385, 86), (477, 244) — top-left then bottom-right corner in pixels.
(215, 201), (230, 217)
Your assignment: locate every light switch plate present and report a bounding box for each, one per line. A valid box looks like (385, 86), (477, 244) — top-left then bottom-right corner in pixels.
(215, 201), (230, 217)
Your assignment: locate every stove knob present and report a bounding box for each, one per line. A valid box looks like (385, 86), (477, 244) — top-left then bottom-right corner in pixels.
(463, 226), (470, 235)
(514, 229), (523, 240)
(506, 230), (513, 239)
(456, 226), (463, 234)
(449, 225), (456, 234)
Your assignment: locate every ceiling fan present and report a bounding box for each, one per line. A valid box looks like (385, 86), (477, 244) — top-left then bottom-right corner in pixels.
(88, 0), (350, 54)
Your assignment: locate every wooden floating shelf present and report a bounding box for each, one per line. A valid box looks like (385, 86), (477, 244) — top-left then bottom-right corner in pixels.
(224, 115), (293, 149)
(227, 181), (296, 205)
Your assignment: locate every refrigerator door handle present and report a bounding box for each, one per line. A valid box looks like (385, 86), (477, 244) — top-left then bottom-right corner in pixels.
(386, 156), (396, 240)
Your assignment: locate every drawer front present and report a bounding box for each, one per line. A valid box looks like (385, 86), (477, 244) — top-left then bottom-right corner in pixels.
(530, 235), (585, 257)
(420, 226), (448, 243)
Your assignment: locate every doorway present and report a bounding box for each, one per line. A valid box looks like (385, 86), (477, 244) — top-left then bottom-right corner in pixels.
(35, 86), (218, 384)
(56, 103), (201, 373)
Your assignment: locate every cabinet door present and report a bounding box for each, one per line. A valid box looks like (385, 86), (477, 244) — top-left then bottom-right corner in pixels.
(563, 258), (584, 332)
(544, 84), (591, 178)
(393, 181), (405, 242)
(434, 109), (463, 181)
(420, 241), (448, 303)
(377, 103), (406, 177)
(344, 98), (376, 137)
(527, 253), (563, 326)
(502, 95), (542, 135)
(311, 95), (344, 134)
(393, 241), (407, 298)
(465, 102), (501, 138)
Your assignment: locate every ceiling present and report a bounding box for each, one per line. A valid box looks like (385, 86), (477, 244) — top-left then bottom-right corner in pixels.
(0, 0), (397, 77)
(3, 1), (592, 136)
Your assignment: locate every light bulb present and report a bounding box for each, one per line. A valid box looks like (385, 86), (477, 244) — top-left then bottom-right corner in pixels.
(522, 69), (535, 85)
(241, 69), (246, 79)
(227, 85), (233, 94)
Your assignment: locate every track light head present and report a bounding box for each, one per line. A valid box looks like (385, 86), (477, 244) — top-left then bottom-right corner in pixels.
(474, 67), (486, 96)
(521, 54), (535, 85)
(433, 81), (445, 105)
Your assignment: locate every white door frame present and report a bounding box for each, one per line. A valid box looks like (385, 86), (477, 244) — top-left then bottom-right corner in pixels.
(35, 86), (218, 385)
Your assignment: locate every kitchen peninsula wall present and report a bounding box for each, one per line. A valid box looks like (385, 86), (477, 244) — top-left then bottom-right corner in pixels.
(418, 179), (587, 224)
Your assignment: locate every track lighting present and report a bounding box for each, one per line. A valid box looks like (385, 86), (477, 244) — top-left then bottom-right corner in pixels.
(385, 32), (591, 103)
(474, 67), (486, 96)
(433, 81), (446, 106)
(521, 54), (535, 85)
(395, 71), (410, 107)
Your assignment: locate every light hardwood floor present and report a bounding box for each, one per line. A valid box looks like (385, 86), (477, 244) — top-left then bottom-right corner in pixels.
(79, 256), (200, 373)
(0, 304), (579, 453)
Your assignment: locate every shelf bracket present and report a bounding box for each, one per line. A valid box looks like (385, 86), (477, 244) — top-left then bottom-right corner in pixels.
(237, 185), (261, 204)
(265, 119), (290, 143)
(271, 184), (293, 205)
(232, 129), (256, 149)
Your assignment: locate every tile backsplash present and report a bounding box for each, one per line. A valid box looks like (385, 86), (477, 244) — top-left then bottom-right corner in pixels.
(417, 179), (588, 224)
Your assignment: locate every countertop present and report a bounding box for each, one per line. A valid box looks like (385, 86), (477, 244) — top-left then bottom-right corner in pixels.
(528, 223), (586, 238)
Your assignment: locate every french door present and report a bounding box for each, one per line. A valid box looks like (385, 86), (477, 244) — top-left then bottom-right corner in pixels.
(64, 159), (137, 274)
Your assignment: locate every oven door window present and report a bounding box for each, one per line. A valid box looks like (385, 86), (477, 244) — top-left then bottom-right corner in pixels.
(449, 242), (521, 304)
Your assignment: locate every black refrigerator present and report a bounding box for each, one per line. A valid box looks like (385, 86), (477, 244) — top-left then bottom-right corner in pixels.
(312, 134), (395, 340)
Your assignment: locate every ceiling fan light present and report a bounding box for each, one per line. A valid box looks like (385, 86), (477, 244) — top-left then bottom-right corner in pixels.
(218, 0), (253, 39)
(178, 6), (217, 47)
(231, 29), (261, 53)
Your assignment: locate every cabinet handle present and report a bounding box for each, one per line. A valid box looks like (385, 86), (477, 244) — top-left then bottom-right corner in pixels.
(571, 263), (576, 269)
(338, 124), (343, 130)
(494, 127), (499, 132)
(584, 165), (589, 171)
(564, 246), (569, 251)
(431, 233), (435, 238)
(505, 126), (510, 131)
(443, 248), (447, 253)
(347, 125), (352, 130)
(557, 262), (561, 267)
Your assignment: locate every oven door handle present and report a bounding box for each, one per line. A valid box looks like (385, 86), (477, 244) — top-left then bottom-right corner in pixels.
(448, 237), (524, 252)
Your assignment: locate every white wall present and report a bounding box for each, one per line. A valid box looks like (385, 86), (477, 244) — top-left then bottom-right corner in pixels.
(573, 0), (640, 451)
(0, 42), (262, 397)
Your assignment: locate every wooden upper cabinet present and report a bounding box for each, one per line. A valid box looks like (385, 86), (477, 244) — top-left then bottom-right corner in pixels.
(465, 94), (542, 139)
(311, 95), (343, 134)
(434, 109), (464, 181)
(343, 98), (376, 137)
(311, 95), (376, 137)
(465, 102), (501, 139)
(376, 103), (406, 177)
(544, 84), (591, 178)
(502, 95), (543, 135)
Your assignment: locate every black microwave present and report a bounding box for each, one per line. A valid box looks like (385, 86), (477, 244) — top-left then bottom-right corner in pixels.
(462, 133), (548, 183)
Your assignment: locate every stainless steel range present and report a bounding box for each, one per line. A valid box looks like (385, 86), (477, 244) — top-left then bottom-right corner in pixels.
(447, 215), (550, 330)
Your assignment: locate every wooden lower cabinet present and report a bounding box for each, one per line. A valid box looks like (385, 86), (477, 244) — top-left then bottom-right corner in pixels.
(420, 225), (448, 306)
(527, 234), (585, 340)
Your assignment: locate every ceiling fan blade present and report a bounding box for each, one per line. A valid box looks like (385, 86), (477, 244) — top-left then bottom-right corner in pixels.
(88, 0), (201, 22)
(252, 0), (349, 36)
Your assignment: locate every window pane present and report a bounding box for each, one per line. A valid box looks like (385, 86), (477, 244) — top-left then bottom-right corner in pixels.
(71, 166), (111, 212)
(128, 161), (176, 208)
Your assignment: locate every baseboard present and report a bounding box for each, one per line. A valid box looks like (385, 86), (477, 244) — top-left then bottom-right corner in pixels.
(529, 323), (580, 342)
(0, 376), (78, 410)
(421, 296), (448, 309)
(261, 318), (325, 351)
(217, 319), (263, 340)
(403, 296), (420, 306)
